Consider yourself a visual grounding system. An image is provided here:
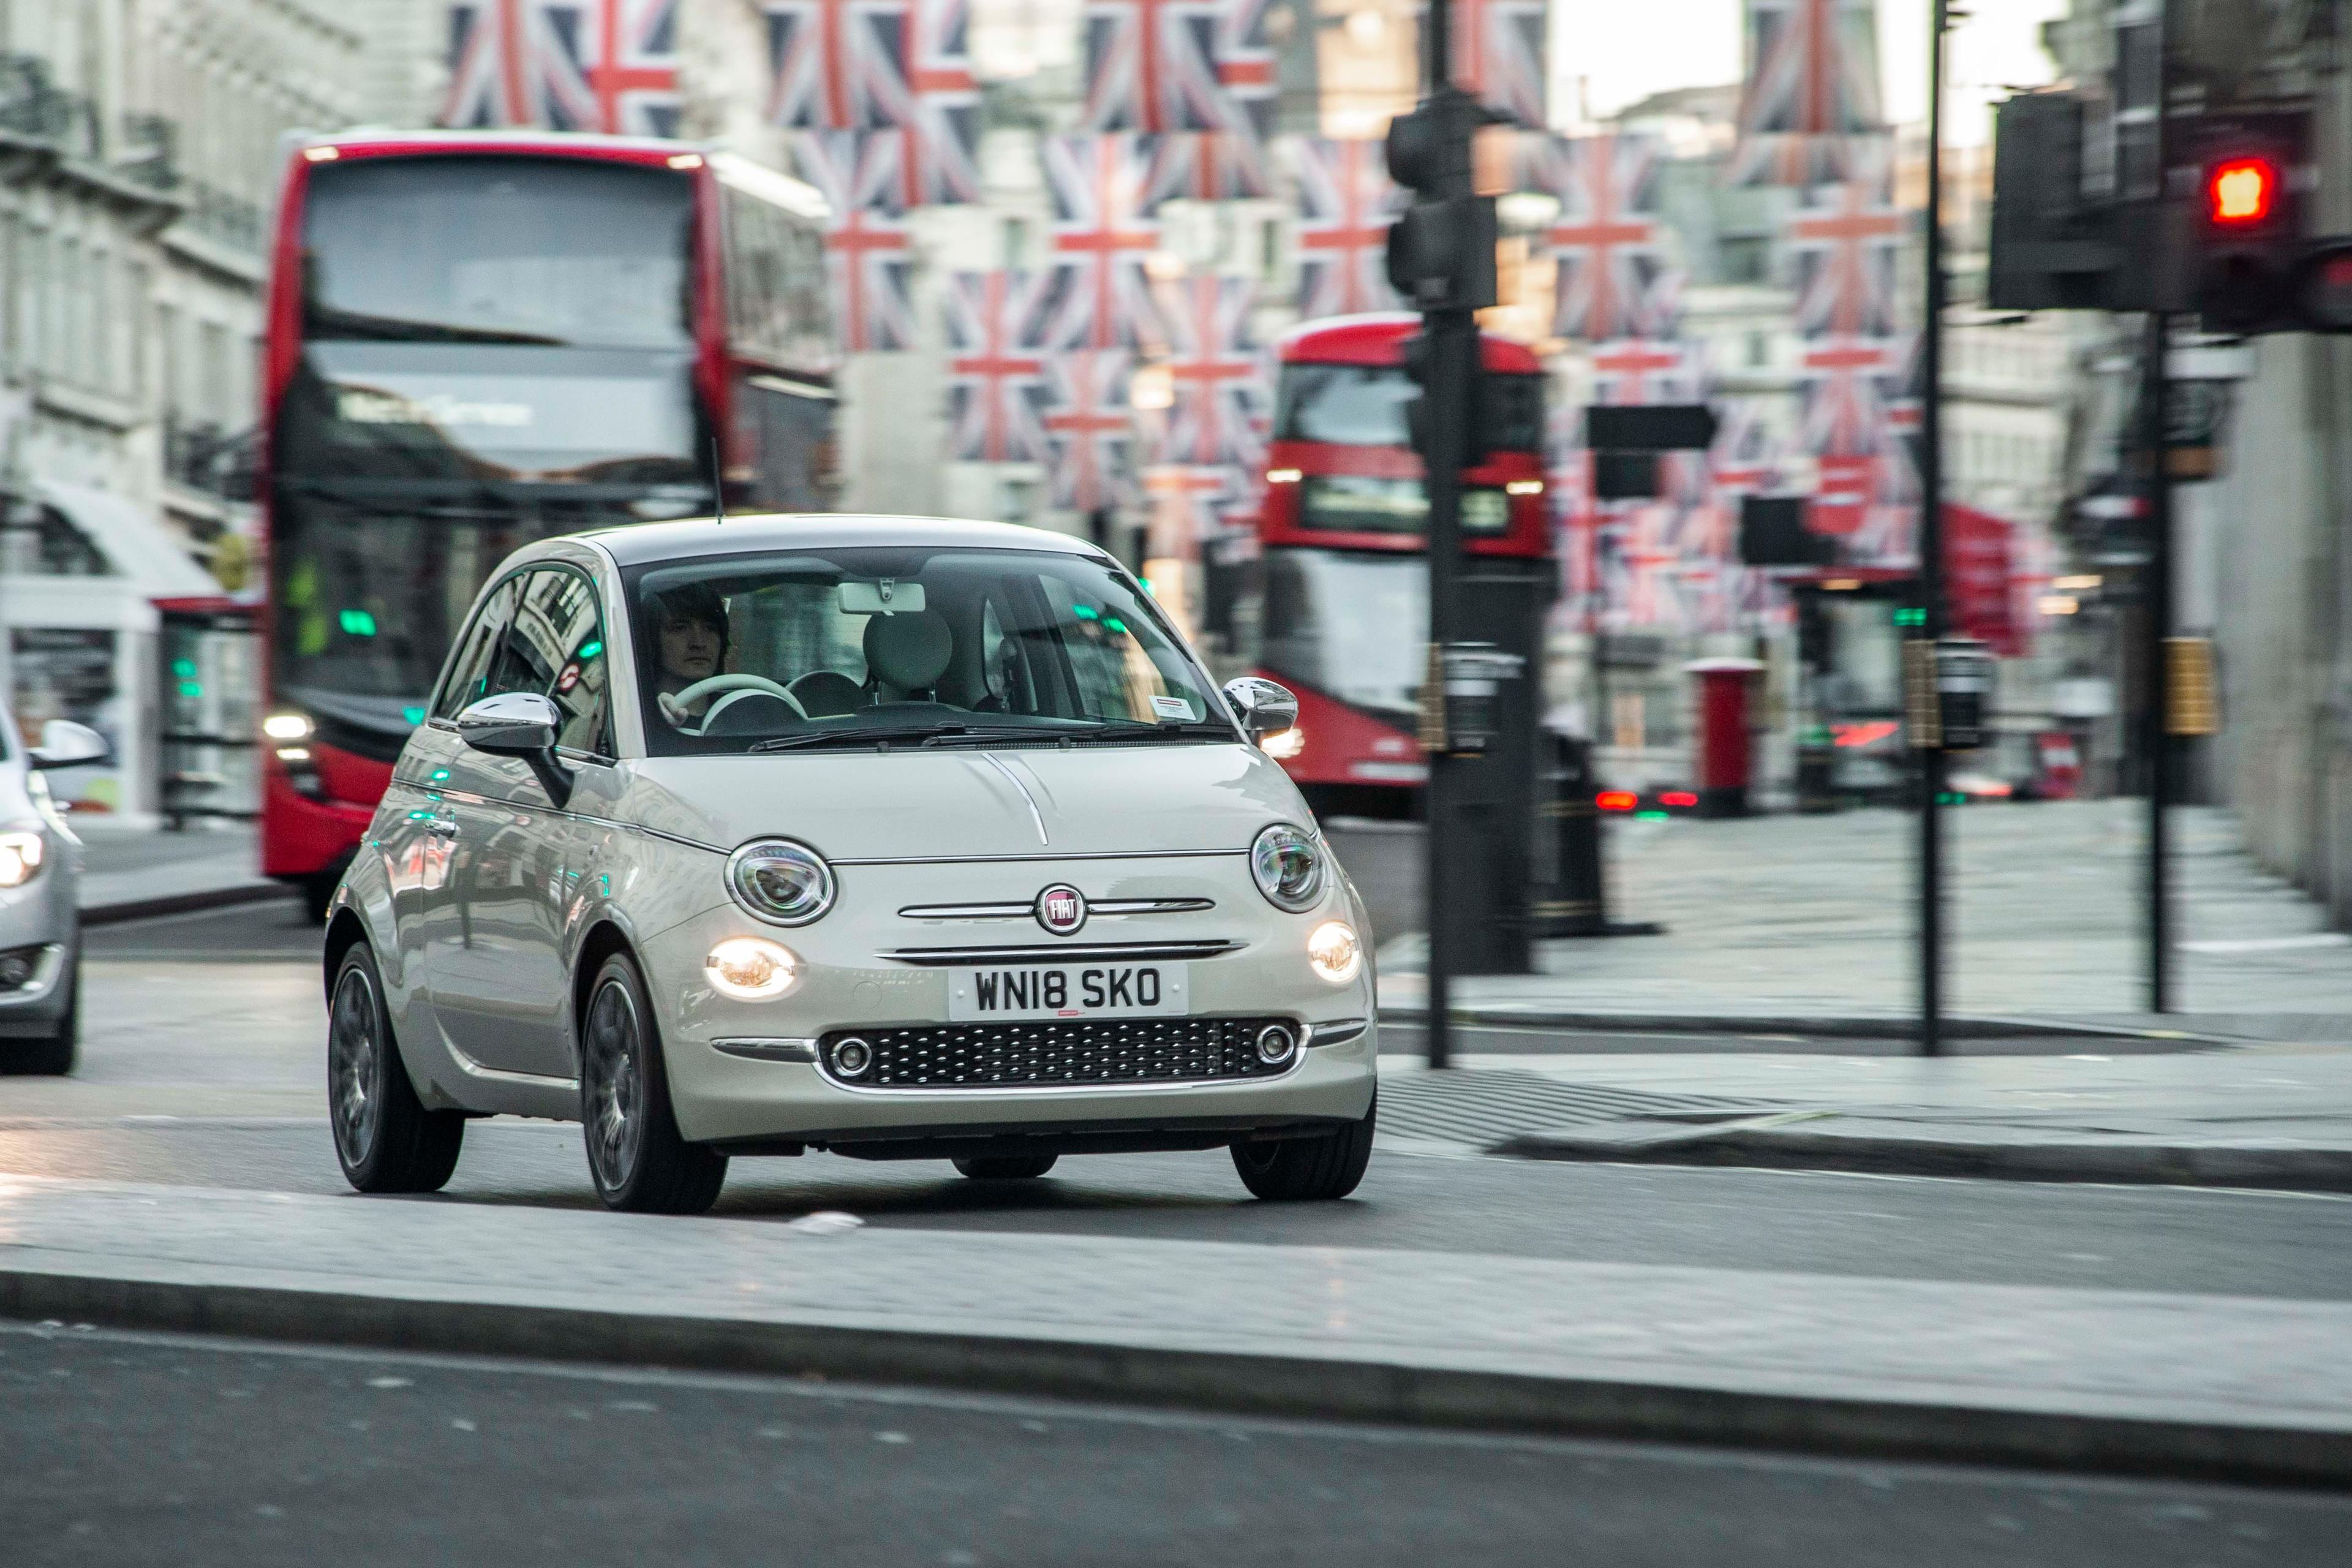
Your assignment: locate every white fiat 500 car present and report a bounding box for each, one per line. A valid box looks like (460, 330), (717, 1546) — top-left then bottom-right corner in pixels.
(326, 514), (1376, 1213)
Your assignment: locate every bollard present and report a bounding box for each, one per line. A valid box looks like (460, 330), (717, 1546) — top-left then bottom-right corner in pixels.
(1531, 731), (1605, 938)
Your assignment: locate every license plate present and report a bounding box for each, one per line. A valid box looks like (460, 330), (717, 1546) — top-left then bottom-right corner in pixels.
(947, 963), (1188, 1022)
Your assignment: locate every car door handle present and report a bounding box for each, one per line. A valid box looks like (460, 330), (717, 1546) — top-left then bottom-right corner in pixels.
(425, 818), (460, 839)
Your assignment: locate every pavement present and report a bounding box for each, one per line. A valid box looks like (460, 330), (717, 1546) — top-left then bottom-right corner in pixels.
(72, 821), (282, 924)
(1340, 801), (2352, 1041)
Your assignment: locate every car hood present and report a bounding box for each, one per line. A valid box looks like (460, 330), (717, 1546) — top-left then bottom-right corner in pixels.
(629, 742), (1310, 860)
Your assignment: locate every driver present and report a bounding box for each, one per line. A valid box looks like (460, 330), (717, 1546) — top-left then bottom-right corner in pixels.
(651, 584), (729, 727)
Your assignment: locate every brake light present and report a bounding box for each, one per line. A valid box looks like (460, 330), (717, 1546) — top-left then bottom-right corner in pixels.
(1596, 791), (1638, 812)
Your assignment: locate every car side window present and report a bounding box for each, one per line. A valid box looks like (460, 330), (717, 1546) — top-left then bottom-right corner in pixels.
(508, 567), (613, 758)
(432, 578), (521, 722)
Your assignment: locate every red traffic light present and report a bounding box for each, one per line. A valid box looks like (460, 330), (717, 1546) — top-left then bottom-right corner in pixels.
(2207, 157), (2277, 227)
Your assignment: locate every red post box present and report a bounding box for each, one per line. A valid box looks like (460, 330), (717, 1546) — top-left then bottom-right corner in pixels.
(1685, 657), (1765, 818)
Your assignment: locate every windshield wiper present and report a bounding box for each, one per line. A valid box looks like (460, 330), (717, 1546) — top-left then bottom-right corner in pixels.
(916, 723), (1091, 748)
(745, 730), (901, 753)
(1066, 720), (1239, 743)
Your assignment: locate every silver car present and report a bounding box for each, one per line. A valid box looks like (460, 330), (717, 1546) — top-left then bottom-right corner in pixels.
(326, 516), (1379, 1213)
(0, 710), (106, 1074)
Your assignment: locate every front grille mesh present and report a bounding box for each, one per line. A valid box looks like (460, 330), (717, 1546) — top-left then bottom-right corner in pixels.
(821, 1017), (1295, 1089)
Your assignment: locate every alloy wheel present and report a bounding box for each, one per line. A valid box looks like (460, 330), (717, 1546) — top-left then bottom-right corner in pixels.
(584, 978), (647, 1193)
(328, 965), (380, 1167)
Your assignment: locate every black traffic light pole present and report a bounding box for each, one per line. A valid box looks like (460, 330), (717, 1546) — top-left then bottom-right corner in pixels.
(1416, 0), (1476, 1071)
(2141, 9), (2174, 1014)
(1915, 0), (1951, 1057)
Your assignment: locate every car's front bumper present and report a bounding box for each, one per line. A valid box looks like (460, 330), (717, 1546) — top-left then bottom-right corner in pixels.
(638, 861), (1379, 1148)
(0, 866), (77, 1035)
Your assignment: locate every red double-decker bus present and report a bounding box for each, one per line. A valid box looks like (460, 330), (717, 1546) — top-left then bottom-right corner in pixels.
(258, 132), (836, 915)
(1250, 314), (1551, 814)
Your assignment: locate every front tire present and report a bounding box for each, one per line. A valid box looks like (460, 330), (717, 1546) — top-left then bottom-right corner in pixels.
(328, 943), (464, 1193)
(12, 956), (78, 1076)
(579, 952), (726, 1215)
(1232, 1094), (1375, 1201)
(953, 1153), (1058, 1181)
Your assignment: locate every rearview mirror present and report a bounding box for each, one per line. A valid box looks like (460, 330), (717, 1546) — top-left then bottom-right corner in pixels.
(456, 693), (574, 806)
(28, 719), (108, 771)
(839, 579), (926, 616)
(1221, 677), (1299, 742)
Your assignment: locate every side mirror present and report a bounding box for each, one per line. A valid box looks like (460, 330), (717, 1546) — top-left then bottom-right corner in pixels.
(1221, 676), (1300, 742)
(28, 719), (108, 771)
(456, 693), (574, 807)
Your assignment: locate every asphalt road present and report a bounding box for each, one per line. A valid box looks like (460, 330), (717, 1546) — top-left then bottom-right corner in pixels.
(20, 913), (2352, 1303)
(9, 1324), (2346, 1568)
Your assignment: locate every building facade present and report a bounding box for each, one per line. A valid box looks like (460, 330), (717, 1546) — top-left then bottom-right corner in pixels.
(0, 0), (438, 823)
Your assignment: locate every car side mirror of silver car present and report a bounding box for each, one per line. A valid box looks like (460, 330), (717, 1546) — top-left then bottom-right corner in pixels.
(457, 693), (575, 808)
(1221, 677), (1299, 743)
(28, 719), (108, 771)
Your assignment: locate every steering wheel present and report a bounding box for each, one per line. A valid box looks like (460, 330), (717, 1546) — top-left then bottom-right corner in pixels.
(661, 673), (809, 729)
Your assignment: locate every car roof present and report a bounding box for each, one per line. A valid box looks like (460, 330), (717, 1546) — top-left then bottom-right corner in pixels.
(566, 513), (1109, 570)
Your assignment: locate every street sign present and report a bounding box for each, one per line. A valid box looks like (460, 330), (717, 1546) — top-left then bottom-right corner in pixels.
(1591, 451), (1659, 500)
(1738, 495), (1836, 567)
(1585, 404), (1719, 452)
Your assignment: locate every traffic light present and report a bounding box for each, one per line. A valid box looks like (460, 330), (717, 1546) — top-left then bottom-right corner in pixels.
(2188, 112), (2309, 335)
(1383, 94), (1498, 314)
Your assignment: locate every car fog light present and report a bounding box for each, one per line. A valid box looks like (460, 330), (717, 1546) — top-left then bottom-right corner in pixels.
(832, 1037), (873, 1078)
(1255, 1023), (1298, 1064)
(0, 831), (45, 889)
(1306, 920), (1362, 984)
(705, 937), (800, 1001)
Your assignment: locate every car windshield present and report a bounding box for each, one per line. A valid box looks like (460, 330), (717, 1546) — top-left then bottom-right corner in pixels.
(623, 546), (1234, 755)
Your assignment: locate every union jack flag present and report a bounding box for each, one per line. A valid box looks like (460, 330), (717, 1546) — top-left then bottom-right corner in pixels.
(794, 132), (916, 352)
(1523, 133), (1673, 344)
(442, 0), (682, 137)
(944, 270), (1050, 462)
(883, 0), (982, 203)
(1145, 130), (1270, 205)
(764, 0), (907, 130)
(1590, 336), (1701, 407)
(1154, 274), (1264, 470)
(1609, 503), (1691, 631)
(1041, 136), (1162, 352)
(1730, 0), (1884, 187)
(1042, 350), (1138, 513)
(1788, 140), (1903, 339)
(1081, 0), (1232, 134)
(1291, 139), (1398, 319)
(1450, 0), (1547, 127)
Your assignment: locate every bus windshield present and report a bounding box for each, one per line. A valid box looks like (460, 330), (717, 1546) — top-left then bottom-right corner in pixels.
(271, 492), (642, 746)
(1275, 363), (1545, 451)
(303, 156), (693, 350)
(1261, 548), (1428, 722)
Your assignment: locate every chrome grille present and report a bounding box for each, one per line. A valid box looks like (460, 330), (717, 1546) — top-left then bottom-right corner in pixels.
(820, 1017), (1296, 1090)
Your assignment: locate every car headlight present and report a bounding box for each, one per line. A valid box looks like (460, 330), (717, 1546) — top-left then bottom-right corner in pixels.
(0, 830), (45, 889)
(706, 937), (801, 1001)
(727, 839), (835, 926)
(1250, 822), (1324, 912)
(1306, 920), (1362, 984)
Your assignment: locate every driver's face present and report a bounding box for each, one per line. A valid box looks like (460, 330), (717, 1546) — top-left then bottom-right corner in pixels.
(660, 614), (722, 684)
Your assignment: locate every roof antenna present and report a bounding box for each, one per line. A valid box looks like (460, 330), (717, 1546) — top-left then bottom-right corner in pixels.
(709, 437), (725, 524)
